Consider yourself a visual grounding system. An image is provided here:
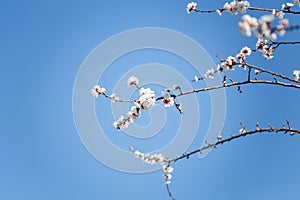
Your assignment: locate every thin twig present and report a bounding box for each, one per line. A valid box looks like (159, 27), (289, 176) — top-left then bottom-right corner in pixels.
(245, 63), (299, 84)
(271, 41), (300, 46)
(248, 7), (300, 14)
(167, 125), (300, 163)
(193, 7), (300, 15)
(166, 184), (176, 200)
(174, 79), (300, 98)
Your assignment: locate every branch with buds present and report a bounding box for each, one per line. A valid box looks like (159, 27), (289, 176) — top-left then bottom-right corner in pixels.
(163, 119), (300, 199)
(91, 57), (300, 130)
(167, 119), (299, 163)
(186, 1), (300, 15)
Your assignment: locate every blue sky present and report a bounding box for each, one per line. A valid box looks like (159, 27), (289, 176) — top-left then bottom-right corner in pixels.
(1, 1), (300, 200)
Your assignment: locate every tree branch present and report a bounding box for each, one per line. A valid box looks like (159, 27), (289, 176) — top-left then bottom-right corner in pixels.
(248, 7), (300, 14)
(163, 120), (300, 200)
(193, 7), (300, 15)
(173, 79), (300, 98)
(166, 124), (300, 163)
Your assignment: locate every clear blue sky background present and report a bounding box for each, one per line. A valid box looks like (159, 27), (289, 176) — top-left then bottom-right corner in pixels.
(1, 1), (300, 200)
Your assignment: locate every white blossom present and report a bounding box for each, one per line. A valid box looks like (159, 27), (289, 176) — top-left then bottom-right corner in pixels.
(295, 0), (300, 7)
(163, 165), (174, 173)
(256, 15), (274, 39)
(139, 95), (155, 110)
(282, 3), (294, 10)
(138, 87), (156, 110)
(236, 52), (245, 60)
(277, 19), (289, 36)
(127, 106), (140, 119)
(134, 150), (144, 159)
(293, 70), (300, 81)
(255, 38), (275, 59)
(218, 56), (237, 72)
(217, 132), (222, 141)
(204, 68), (215, 79)
(239, 20), (251, 36)
(262, 46), (275, 60)
(186, 2), (197, 14)
(90, 85), (106, 98)
(139, 87), (155, 97)
(253, 14), (288, 40)
(240, 46), (252, 56)
(224, 0), (250, 15)
(163, 173), (172, 180)
(256, 38), (267, 51)
(239, 15), (258, 37)
(216, 9), (222, 16)
(194, 75), (200, 82)
(275, 10), (284, 19)
(162, 91), (174, 107)
(255, 70), (261, 75)
(226, 56), (237, 66)
(236, 53), (245, 63)
(261, 14), (274, 23)
(110, 93), (120, 102)
(127, 76), (139, 87)
(224, 1), (238, 15)
(237, 0), (250, 14)
(239, 128), (247, 134)
(165, 180), (171, 185)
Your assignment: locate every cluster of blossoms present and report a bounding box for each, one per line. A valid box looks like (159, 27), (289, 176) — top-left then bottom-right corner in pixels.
(223, 0), (250, 15)
(239, 14), (289, 40)
(218, 46), (251, 72)
(90, 85), (106, 98)
(91, 85), (121, 102)
(113, 76), (156, 130)
(163, 165), (174, 185)
(193, 68), (218, 80)
(131, 147), (174, 185)
(138, 87), (156, 110)
(218, 56), (237, 72)
(293, 70), (300, 81)
(194, 46), (252, 81)
(113, 115), (133, 131)
(272, 10), (284, 20)
(236, 46), (252, 63)
(255, 38), (275, 60)
(217, 46), (251, 72)
(92, 76), (183, 131)
(133, 149), (166, 165)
